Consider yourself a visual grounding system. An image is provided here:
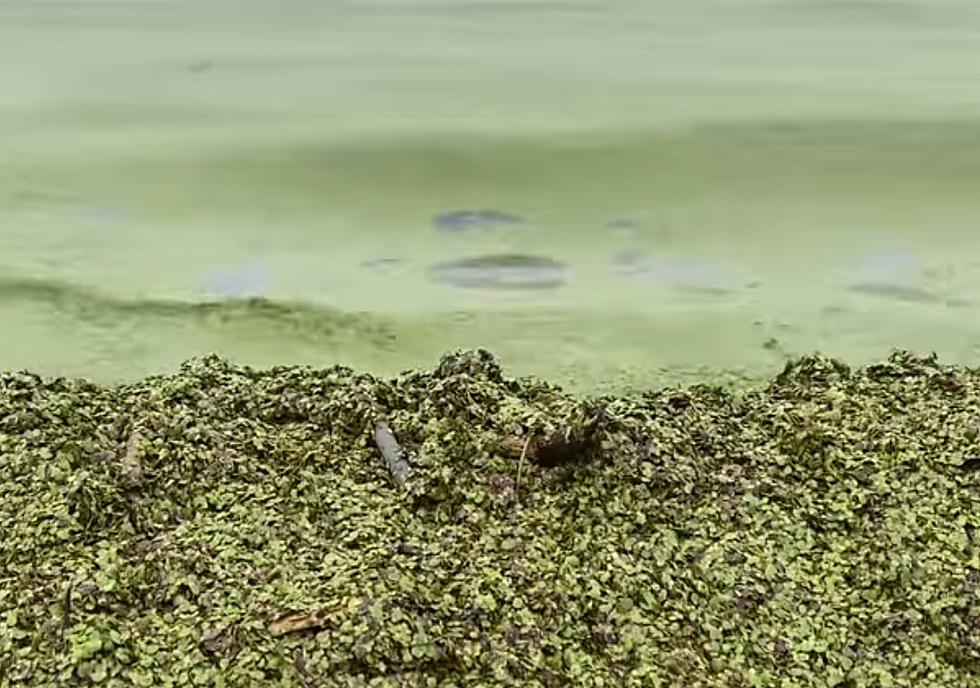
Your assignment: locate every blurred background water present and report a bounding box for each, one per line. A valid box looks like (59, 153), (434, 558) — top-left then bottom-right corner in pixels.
(2, 0), (979, 391)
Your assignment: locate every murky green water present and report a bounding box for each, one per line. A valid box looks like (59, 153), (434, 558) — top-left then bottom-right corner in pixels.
(2, 0), (980, 391)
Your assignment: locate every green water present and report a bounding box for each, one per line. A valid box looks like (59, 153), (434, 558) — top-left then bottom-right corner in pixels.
(3, 0), (980, 391)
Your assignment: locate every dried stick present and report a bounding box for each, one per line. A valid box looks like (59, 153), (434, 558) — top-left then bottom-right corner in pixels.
(515, 435), (531, 498)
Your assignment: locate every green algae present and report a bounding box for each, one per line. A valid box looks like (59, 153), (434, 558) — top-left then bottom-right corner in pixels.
(5, 0), (980, 406)
(1, 349), (979, 686)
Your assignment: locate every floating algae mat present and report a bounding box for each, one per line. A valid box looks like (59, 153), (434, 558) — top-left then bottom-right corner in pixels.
(2, 350), (980, 686)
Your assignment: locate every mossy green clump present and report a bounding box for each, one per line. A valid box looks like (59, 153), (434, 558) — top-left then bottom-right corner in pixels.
(1, 349), (979, 687)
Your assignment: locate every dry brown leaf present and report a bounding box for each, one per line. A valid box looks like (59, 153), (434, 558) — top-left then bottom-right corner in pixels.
(269, 611), (329, 637)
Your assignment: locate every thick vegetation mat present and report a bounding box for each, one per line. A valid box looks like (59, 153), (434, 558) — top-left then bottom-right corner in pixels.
(1, 350), (979, 687)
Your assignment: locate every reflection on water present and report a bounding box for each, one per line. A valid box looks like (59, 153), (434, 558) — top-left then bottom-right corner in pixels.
(428, 254), (567, 290)
(612, 251), (737, 294)
(850, 250), (920, 280)
(843, 250), (975, 307)
(202, 261), (271, 298)
(79, 205), (128, 229)
(844, 250), (930, 302)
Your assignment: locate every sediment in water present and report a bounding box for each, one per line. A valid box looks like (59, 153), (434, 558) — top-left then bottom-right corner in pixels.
(1, 349), (979, 686)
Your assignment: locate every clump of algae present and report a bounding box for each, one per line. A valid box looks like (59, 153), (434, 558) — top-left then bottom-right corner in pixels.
(1, 349), (979, 687)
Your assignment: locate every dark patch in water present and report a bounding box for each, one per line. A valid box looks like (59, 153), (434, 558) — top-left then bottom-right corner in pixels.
(847, 282), (943, 304)
(676, 285), (736, 296)
(433, 209), (524, 233)
(607, 216), (644, 230)
(188, 60), (214, 73)
(606, 215), (647, 240)
(428, 254), (567, 290)
(0, 276), (396, 348)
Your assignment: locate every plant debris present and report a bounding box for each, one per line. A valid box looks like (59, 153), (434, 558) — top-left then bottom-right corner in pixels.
(1, 349), (980, 686)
